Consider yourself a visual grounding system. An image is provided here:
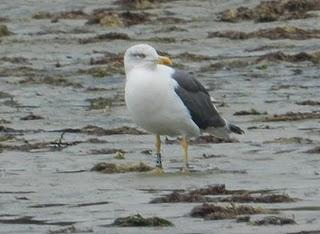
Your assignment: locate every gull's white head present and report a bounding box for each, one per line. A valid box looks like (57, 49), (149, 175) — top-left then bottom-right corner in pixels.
(124, 44), (172, 74)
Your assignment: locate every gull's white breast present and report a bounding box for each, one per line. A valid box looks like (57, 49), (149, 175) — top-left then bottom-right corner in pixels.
(125, 65), (200, 137)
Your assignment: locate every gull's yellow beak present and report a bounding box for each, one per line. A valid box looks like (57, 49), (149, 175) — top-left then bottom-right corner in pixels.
(157, 56), (173, 65)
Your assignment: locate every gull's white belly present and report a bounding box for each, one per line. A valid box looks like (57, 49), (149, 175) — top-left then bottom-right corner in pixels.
(125, 67), (200, 137)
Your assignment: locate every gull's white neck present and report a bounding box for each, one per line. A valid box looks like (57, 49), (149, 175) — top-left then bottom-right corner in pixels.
(125, 62), (157, 76)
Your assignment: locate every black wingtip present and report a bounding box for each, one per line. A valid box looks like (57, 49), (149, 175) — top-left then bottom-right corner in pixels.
(228, 123), (245, 135)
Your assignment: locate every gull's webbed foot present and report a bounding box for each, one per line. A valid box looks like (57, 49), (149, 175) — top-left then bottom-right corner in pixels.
(150, 166), (165, 175)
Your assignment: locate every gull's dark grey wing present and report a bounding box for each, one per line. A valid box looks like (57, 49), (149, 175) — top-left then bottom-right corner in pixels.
(171, 70), (226, 130)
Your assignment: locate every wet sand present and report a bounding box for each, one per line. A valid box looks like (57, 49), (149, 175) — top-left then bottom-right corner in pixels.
(0, 0), (320, 233)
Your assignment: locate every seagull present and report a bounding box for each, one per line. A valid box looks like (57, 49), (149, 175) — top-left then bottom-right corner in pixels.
(124, 44), (244, 173)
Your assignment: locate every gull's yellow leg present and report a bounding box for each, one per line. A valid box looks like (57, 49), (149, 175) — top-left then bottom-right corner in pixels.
(155, 134), (162, 168)
(151, 134), (164, 175)
(181, 137), (190, 173)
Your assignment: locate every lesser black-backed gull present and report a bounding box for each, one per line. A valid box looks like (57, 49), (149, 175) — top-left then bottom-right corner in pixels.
(124, 44), (244, 172)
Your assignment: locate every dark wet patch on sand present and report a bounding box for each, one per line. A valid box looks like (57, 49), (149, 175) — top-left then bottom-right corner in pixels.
(29, 204), (66, 208)
(71, 201), (110, 207)
(264, 137), (313, 144)
(201, 153), (225, 159)
(20, 113), (44, 121)
(0, 190), (35, 194)
(55, 169), (87, 174)
(29, 201), (110, 209)
(0, 216), (75, 226)
(48, 225), (93, 234)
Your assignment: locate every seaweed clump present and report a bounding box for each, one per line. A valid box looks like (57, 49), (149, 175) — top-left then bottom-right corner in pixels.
(220, 194), (296, 203)
(0, 24), (12, 37)
(0, 137), (99, 153)
(150, 185), (226, 203)
(91, 162), (153, 173)
(208, 26), (320, 40)
(115, 0), (156, 9)
(86, 10), (150, 27)
(304, 146), (320, 154)
(109, 214), (173, 227)
(151, 184), (240, 203)
(115, 0), (176, 10)
(79, 32), (130, 44)
(296, 100), (320, 106)
(32, 9), (150, 27)
(19, 76), (83, 88)
(263, 111), (320, 122)
(254, 216), (296, 225)
(218, 0), (320, 23)
(234, 109), (267, 116)
(53, 125), (146, 136)
(151, 184), (297, 204)
(257, 51), (320, 64)
(190, 203), (266, 220)
(32, 10), (88, 20)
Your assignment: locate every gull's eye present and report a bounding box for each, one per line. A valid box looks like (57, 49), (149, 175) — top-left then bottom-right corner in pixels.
(132, 53), (146, 59)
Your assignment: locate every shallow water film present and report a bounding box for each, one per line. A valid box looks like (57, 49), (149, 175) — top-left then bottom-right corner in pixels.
(1, 0), (320, 233)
